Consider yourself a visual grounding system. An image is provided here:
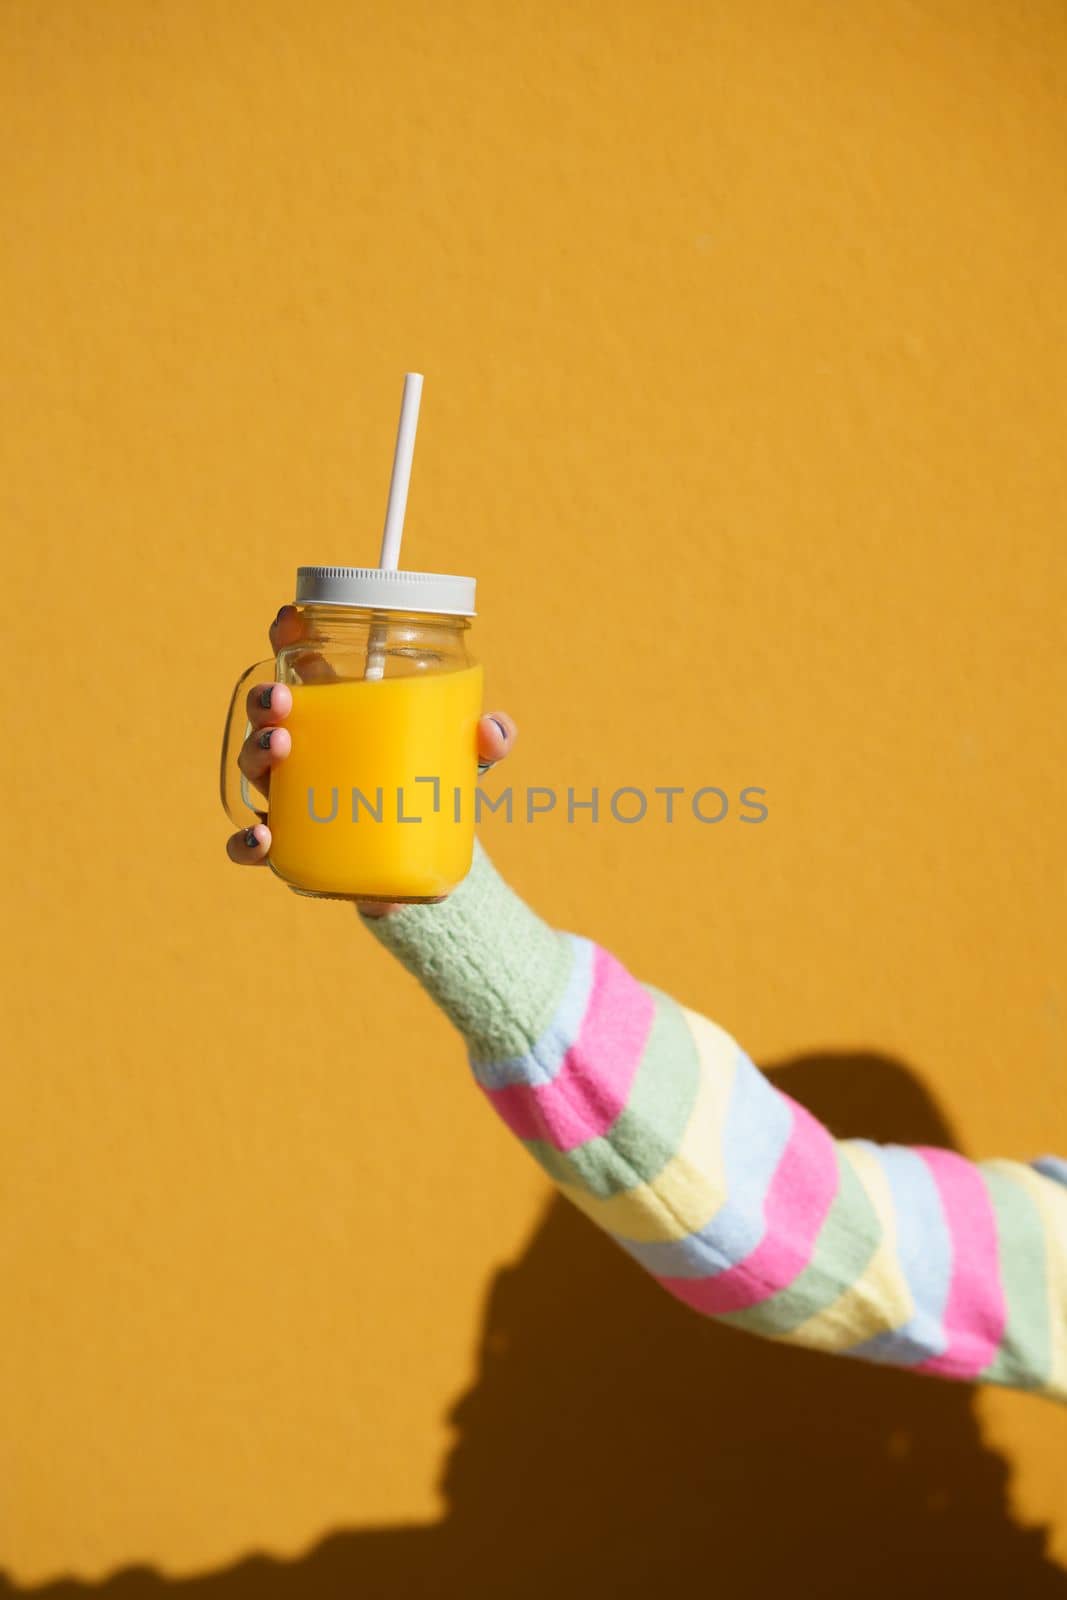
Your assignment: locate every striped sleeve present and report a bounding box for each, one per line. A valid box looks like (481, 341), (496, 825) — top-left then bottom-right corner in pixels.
(361, 842), (1067, 1402)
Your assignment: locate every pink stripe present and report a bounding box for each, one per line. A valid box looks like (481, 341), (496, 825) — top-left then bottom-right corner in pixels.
(912, 1147), (1006, 1380)
(482, 945), (654, 1152)
(659, 1096), (839, 1315)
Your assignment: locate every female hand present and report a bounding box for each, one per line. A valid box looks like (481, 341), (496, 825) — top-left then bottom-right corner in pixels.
(224, 604), (517, 916)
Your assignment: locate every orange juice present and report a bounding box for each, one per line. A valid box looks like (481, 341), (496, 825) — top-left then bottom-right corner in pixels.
(267, 663), (484, 900)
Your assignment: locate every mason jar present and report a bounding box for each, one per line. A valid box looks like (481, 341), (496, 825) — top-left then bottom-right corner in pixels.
(220, 566), (482, 902)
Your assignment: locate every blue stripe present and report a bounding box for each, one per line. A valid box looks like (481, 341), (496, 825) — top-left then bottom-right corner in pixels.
(840, 1141), (952, 1366)
(1032, 1155), (1067, 1188)
(469, 934), (596, 1089)
(615, 1048), (794, 1280)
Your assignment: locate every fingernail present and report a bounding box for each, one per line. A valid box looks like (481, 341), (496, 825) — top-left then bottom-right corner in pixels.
(258, 729), (273, 749)
(243, 827), (259, 848)
(259, 686), (273, 709)
(489, 716), (508, 741)
(274, 604), (294, 626)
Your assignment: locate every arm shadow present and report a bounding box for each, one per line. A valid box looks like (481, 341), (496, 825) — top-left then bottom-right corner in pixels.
(5, 1051), (1065, 1597)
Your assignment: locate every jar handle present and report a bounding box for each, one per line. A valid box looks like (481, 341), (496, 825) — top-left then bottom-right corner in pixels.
(219, 658), (276, 829)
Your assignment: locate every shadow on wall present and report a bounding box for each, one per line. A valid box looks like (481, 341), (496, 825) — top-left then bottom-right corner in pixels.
(5, 1052), (1065, 1598)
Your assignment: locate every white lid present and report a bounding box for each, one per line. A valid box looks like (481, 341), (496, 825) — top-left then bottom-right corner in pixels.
(294, 566), (476, 617)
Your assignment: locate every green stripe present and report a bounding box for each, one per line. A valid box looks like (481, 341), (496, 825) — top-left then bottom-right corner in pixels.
(528, 986), (701, 1197)
(715, 1146), (882, 1339)
(977, 1165), (1051, 1391)
(365, 840), (576, 1060)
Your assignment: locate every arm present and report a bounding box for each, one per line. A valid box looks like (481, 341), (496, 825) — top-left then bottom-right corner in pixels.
(362, 841), (1067, 1402)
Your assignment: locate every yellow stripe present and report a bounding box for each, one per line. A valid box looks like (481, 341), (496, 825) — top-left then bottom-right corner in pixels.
(985, 1159), (1067, 1401)
(776, 1140), (914, 1354)
(557, 1007), (738, 1243)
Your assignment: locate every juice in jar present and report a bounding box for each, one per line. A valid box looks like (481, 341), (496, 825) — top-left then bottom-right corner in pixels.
(266, 662), (484, 900)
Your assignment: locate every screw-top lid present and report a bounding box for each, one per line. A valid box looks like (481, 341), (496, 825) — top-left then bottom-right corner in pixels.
(294, 566), (476, 617)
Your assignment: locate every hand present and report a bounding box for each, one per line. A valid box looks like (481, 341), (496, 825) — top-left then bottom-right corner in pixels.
(224, 604), (517, 916)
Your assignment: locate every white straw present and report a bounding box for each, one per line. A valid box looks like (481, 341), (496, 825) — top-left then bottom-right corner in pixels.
(366, 372), (424, 680)
(379, 372), (423, 568)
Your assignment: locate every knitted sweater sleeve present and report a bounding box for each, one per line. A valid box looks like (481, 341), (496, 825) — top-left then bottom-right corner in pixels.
(360, 840), (1067, 1402)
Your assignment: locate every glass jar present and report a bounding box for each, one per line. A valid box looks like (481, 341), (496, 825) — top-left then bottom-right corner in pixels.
(220, 567), (482, 903)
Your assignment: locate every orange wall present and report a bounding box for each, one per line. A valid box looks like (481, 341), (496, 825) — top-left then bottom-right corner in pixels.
(3, 0), (1066, 1587)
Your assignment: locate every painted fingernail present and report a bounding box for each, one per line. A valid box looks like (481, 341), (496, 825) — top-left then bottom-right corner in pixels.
(243, 827), (259, 849)
(274, 604), (295, 626)
(258, 729), (273, 749)
(489, 716), (508, 741)
(259, 686), (274, 709)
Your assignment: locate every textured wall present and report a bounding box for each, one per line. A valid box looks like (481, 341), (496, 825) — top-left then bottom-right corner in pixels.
(3, 0), (1065, 1588)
